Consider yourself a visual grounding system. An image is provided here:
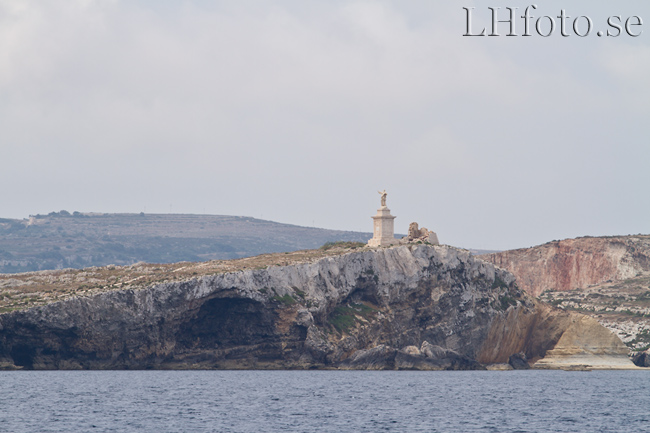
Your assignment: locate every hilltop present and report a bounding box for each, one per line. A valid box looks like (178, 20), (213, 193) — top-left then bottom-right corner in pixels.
(0, 212), (371, 273)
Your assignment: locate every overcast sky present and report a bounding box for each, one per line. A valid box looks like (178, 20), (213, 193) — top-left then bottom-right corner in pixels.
(2, 0), (649, 250)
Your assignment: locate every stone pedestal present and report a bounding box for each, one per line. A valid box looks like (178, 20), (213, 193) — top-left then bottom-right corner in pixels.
(368, 206), (397, 247)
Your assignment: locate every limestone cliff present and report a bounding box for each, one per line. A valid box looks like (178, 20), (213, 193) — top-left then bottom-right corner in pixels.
(482, 235), (650, 297)
(481, 235), (650, 364)
(0, 245), (633, 370)
(533, 314), (634, 369)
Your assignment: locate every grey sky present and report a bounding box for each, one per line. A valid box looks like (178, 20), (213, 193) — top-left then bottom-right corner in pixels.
(1, 0), (649, 250)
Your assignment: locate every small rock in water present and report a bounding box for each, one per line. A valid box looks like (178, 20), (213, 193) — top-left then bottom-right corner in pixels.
(508, 352), (531, 370)
(632, 350), (650, 367)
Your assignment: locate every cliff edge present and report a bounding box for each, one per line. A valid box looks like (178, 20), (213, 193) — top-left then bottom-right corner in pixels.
(0, 245), (634, 370)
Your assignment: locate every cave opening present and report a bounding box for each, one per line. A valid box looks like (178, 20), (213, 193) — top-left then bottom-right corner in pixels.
(178, 297), (278, 350)
(10, 344), (36, 368)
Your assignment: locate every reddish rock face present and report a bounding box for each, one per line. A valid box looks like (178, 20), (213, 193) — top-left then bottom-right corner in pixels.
(481, 236), (650, 297)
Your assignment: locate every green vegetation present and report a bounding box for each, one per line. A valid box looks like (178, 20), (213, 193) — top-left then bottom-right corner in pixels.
(491, 276), (508, 290)
(637, 291), (650, 301)
(272, 294), (297, 306)
(628, 329), (650, 351)
(320, 241), (366, 251)
(498, 294), (518, 310)
(328, 302), (378, 333)
(363, 268), (379, 283)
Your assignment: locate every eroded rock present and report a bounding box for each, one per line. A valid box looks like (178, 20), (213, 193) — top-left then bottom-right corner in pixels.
(0, 245), (633, 370)
(482, 236), (650, 297)
(508, 352), (530, 370)
(632, 350), (650, 367)
(404, 222), (439, 245)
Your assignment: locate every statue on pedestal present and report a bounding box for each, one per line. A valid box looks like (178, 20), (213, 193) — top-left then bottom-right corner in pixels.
(378, 190), (387, 207)
(368, 190), (397, 247)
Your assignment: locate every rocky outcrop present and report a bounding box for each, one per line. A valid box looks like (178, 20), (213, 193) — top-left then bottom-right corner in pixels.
(404, 222), (439, 245)
(508, 352), (530, 370)
(0, 245), (635, 370)
(482, 236), (650, 297)
(632, 350), (650, 367)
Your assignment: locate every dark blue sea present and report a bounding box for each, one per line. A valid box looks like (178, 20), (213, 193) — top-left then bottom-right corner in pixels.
(1, 370), (648, 432)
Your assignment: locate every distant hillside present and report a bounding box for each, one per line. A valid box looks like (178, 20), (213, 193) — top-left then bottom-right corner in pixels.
(0, 212), (371, 273)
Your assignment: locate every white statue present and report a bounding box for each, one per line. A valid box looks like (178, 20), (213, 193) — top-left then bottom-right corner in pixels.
(378, 190), (387, 207)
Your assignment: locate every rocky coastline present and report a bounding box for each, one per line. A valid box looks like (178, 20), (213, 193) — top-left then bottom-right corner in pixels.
(0, 244), (639, 370)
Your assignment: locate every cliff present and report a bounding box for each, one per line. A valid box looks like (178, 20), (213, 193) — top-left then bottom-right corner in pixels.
(481, 235), (650, 365)
(0, 245), (634, 370)
(482, 235), (650, 297)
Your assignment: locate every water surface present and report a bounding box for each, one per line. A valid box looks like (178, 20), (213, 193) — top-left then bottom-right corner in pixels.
(1, 370), (648, 432)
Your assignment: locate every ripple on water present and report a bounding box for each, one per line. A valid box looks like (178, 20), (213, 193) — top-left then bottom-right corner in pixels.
(0, 370), (648, 433)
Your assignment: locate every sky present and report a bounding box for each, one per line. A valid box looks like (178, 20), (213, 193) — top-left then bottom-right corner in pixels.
(1, 0), (649, 251)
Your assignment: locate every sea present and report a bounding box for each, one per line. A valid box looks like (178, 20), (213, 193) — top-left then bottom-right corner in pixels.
(1, 370), (648, 433)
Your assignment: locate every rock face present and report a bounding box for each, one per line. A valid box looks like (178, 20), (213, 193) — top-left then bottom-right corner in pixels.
(632, 350), (650, 367)
(405, 222), (439, 245)
(481, 235), (650, 356)
(0, 245), (634, 370)
(482, 236), (650, 297)
(508, 352), (530, 370)
(533, 315), (634, 369)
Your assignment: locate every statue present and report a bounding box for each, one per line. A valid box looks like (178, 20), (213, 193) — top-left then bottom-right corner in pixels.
(378, 190), (387, 207)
